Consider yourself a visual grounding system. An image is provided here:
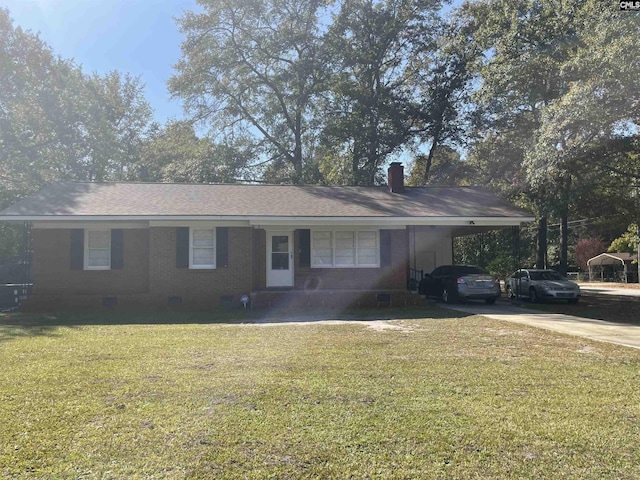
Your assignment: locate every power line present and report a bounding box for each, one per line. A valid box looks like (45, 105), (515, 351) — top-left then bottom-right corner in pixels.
(547, 218), (593, 229)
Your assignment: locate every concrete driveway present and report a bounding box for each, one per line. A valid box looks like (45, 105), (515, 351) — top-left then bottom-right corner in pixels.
(444, 302), (640, 350)
(579, 283), (640, 297)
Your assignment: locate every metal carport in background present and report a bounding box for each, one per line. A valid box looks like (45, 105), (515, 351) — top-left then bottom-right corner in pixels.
(587, 252), (637, 283)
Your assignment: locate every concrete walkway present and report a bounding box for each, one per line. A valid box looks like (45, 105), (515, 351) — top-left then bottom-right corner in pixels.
(444, 303), (640, 350)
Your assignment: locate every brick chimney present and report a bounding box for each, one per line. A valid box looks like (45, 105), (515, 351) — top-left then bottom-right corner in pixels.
(387, 162), (404, 193)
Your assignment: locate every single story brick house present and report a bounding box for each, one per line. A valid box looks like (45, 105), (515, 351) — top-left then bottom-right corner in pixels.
(0, 163), (533, 310)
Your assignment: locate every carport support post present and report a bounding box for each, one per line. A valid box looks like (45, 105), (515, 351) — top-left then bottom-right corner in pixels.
(21, 221), (32, 306)
(513, 225), (520, 272)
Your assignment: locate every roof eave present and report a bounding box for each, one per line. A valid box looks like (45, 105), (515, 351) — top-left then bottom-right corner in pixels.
(0, 214), (536, 226)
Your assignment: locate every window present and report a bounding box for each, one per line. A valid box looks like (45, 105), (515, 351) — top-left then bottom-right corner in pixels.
(311, 229), (379, 268)
(190, 228), (216, 269)
(357, 231), (378, 266)
(312, 231), (332, 266)
(85, 230), (111, 270)
(335, 231), (355, 266)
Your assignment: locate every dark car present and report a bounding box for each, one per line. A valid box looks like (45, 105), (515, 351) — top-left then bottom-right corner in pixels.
(419, 265), (501, 304)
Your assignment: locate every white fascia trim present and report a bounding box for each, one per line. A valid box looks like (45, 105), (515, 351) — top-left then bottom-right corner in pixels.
(149, 220), (251, 227)
(2, 215), (536, 226)
(249, 216), (535, 226)
(32, 221), (149, 229)
(2, 215), (254, 222)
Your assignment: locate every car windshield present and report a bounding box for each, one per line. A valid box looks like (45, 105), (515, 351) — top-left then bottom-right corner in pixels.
(454, 266), (488, 276)
(529, 271), (565, 281)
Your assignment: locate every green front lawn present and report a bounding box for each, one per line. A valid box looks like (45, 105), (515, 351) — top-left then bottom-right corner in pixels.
(1, 310), (639, 479)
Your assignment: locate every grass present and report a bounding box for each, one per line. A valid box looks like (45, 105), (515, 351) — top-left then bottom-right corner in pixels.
(1, 309), (640, 479)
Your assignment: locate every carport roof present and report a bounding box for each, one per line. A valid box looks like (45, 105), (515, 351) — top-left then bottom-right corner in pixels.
(587, 252), (637, 266)
(0, 181), (534, 225)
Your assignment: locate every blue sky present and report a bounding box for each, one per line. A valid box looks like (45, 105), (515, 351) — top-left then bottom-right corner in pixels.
(3, 0), (197, 123)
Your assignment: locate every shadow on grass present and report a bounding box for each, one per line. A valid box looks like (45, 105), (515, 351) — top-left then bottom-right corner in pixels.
(525, 292), (640, 326)
(0, 324), (64, 344)
(0, 306), (471, 330)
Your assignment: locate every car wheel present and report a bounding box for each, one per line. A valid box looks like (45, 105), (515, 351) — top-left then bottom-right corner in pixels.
(568, 298), (579, 304)
(506, 285), (515, 299)
(529, 288), (538, 303)
(485, 297), (497, 305)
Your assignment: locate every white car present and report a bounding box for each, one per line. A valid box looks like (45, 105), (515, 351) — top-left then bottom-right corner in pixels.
(505, 269), (580, 304)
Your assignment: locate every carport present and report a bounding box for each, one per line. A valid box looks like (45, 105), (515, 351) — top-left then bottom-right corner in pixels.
(587, 252), (637, 283)
(407, 224), (526, 290)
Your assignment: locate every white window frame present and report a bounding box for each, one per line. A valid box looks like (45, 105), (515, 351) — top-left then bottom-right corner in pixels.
(311, 228), (380, 268)
(84, 229), (111, 270)
(189, 227), (216, 269)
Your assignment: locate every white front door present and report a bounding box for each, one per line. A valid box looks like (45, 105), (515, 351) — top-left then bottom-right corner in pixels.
(266, 231), (294, 287)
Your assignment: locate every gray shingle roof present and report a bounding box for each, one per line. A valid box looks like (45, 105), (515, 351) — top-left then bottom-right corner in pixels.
(0, 182), (533, 220)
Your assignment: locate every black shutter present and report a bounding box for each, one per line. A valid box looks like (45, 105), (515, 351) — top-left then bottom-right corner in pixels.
(176, 227), (189, 268)
(216, 227), (229, 268)
(111, 229), (124, 269)
(299, 229), (311, 267)
(380, 230), (392, 267)
(70, 229), (84, 270)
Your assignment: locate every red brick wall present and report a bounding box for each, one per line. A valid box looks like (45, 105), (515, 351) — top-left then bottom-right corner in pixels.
(28, 226), (255, 310)
(253, 229), (267, 291)
(148, 227), (254, 308)
(27, 226), (409, 311)
(31, 228), (150, 295)
(293, 229), (408, 291)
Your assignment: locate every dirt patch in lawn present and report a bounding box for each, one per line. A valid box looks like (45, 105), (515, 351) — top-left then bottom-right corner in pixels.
(253, 319), (418, 332)
(366, 322), (415, 332)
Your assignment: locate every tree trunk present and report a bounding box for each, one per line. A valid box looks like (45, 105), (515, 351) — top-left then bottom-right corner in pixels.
(559, 213), (568, 276)
(558, 176), (572, 276)
(536, 215), (547, 269)
(637, 223), (640, 283)
(293, 115), (303, 184)
(423, 126), (442, 184)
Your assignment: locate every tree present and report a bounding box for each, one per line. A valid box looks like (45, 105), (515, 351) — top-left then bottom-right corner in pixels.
(0, 8), (152, 202)
(413, 21), (474, 183)
(525, 1), (640, 186)
(136, 120), (251, 183)
(78, 71), (152, 182)
(170, 0), (327, 184)
(454, 229), (526, 278)
(521, 1), (640, 273)
(457, 0), (567, 268)
(459, 0), (640, 273)
(406, 146), (473, 186)
(575, 237), (606, 269)
(0, 8), (83, 205)
(0, 8), (152, 254)
(608, 224), (639, 256)
(319, 0), (442, 185)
